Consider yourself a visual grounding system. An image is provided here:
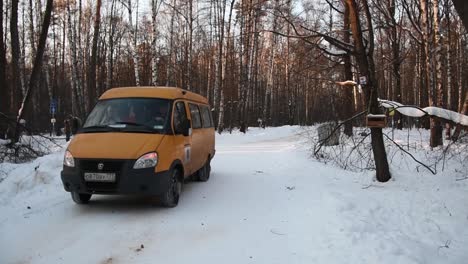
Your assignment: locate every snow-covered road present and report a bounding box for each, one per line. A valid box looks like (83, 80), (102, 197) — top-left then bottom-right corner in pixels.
(1, 126), (467, 264)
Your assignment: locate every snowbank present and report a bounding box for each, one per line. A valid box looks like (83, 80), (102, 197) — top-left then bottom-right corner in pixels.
(0, 126), (467, 264)
(216, 125), (301, 145)
(379, 99), (468, 126)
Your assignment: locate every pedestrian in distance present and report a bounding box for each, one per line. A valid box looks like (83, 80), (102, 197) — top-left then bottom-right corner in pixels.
(64, 117), (71, 142)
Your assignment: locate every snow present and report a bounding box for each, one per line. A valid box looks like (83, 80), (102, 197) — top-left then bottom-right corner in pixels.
(1, 126), (468, 264)
(319, 38), (348, 56)
(424, 107), (468, 126)
(367, 114), (386, 118)
(379, 99), (468, 126)
(336, 80), (357, 86)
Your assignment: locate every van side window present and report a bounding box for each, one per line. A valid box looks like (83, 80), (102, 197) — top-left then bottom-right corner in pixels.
(201, 106), (213, 128)
(173, 101), (189, 134)
(189, 103), (202, 129)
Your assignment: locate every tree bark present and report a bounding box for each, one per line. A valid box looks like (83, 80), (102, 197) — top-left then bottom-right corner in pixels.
(345, 0), (391, 182)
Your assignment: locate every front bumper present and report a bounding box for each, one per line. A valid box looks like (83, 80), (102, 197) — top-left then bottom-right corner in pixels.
(60, 159), (171, 195)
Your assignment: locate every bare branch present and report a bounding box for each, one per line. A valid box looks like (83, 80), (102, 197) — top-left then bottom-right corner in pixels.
(382, 133), (436, 175)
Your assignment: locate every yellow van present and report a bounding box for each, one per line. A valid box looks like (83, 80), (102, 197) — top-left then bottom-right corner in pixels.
(60, 87), (215, 207)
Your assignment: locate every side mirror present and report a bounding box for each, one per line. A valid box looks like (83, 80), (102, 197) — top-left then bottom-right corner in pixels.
(182, 119), (191, 137)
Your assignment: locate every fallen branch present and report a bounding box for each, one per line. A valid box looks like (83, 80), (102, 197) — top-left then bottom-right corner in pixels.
(0, 112), (62, 149)
(382, 133), (436, 175)
(270, 229), (286, 236)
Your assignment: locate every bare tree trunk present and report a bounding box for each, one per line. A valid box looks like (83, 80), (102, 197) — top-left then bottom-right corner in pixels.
(263, 0), (279, 127)
(186, 0), (193, 91)
(345, 0), (391, 182)
(0, 0), (9, 138)
(67, 1), (81, 117)
(430, 0), (444, 147)
(420, 0), (431, 130)
(28, 0), (36, 57)
(343, 2), (354, 136)
(87, 0), (102, 112)
(13, 0), (53, 143)
(217, 0), (235, 133)
(166, 0), (176, 87)
(214, 0), (226, 132)
(127, 0), (140, 86)
(458, 33), (463, 113)
(151, 0), (161, 86)
(10, 0), (22, 118)
(106, 0), (116, 90)
(75, 0), (89, 117)
(445, 0), (453, 139)
(452, 91), (468, 140)
(19, 2), (26, 97)
(388, 0), (403, 130)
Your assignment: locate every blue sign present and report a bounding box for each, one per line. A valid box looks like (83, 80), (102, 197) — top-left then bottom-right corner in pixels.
(50, 99), (57, 114)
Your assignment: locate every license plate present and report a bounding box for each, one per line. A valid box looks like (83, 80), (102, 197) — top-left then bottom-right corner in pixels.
(84, 172), (116, 182)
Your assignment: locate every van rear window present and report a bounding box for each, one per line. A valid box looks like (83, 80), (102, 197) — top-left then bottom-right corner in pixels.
(189, 103), (202, 129)
(200, 105), (213, 128)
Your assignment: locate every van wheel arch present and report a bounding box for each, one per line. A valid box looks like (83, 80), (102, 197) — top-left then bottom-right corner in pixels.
(170, 160), (185, 182)
(197, 155), (211, 182)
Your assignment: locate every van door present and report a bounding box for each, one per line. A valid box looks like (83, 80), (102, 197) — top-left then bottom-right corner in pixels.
(188, 103), (205, 171)
(173, 100), (193, 177)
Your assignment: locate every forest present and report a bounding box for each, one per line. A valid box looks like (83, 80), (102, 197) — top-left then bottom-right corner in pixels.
(0, 0), (467, 179)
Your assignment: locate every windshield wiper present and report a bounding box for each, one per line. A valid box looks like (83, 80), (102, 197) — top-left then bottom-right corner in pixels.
(115, 122), (158, 132)
(80, 125), (120, 133)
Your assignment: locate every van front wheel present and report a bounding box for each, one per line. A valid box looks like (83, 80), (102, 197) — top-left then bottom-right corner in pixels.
(71, 192), (92, 204)
(160, 169), (182, 208)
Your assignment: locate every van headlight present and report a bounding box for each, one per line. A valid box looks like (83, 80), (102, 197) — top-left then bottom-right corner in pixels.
(134, 152), (158, 169)
(63, 150), (75, 167)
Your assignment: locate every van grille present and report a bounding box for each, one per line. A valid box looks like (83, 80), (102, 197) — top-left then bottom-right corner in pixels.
(80, 160), (124, 172)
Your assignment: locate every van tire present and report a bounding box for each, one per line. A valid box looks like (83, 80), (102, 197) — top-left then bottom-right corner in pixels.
(197, 159), (211, 182)
(71, 192), (92, 204)
(160, 169), (182, 208)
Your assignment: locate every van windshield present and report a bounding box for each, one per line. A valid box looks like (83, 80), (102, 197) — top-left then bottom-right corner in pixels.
(82, 98), (171, 133)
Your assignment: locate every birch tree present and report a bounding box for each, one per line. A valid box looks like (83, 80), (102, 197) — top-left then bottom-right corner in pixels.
(430, 0), (444, 147)
(151, 0), (162, 86)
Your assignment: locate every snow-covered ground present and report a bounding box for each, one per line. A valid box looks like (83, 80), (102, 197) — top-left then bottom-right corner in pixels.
(1, 126), (467, 264)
